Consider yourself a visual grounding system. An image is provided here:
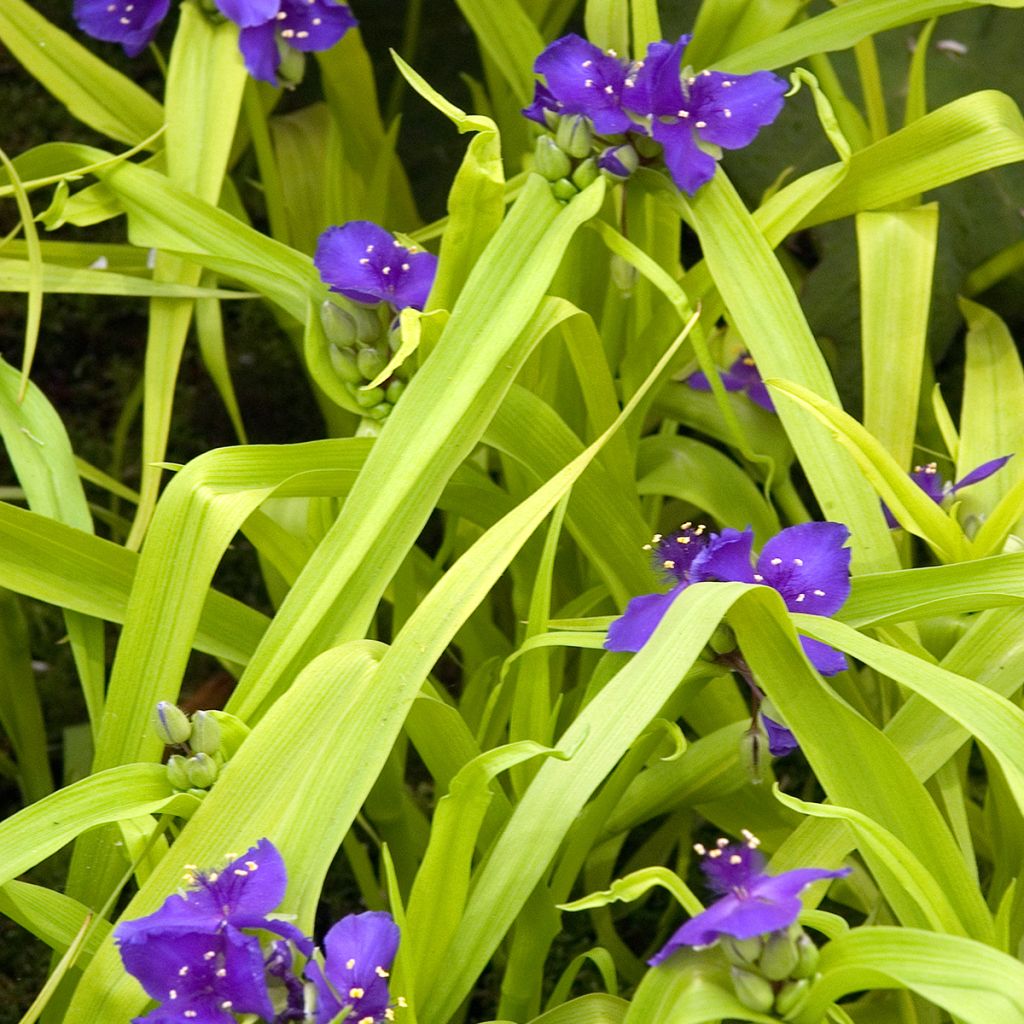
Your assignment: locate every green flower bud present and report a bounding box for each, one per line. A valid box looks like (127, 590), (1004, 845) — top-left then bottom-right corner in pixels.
(189, 711), (221, 756)
(571, 157), (599, 190)
(364, 402), (392, 421)
(730, 967), (775, 1014)
(154, 701), (191, 746)
(739, 723), (769, 786)
(792, 932), (820, 978)
(758, 929), (800, 980)
(709, 622), (737, 654)
(166, 754), (191, 791)
(774, 978), (811, 1018)
(356, 346), (389, 381)
(186, 752), (219, 789)
(353, 385), (385, 408)
(722, 935), (763, 968)
(387, 324), (404, 354)
(633, 133), (661, 159)
(555, 115), (593, 159)
(534, 136), (572, 182)
(330, 345), (364, 384)
(598, 143), (640, 181)
(385, 379), (406, 404)
(320, 300), (358, 347)
(276, 42), (306, 90)
(551, 178), (579, 202)
(609, 254), (637, 295)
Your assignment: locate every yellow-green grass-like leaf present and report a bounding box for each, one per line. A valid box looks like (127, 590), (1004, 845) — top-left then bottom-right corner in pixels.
(858, 206), (938, 471)
(560, 865), (702, 917)
(526, 993), (629, 1024)
(0, 881), (109, 961)
(0, 0), (163, 147)
(584, 0), (629, 55)
(769, 379), (970, 561)
(792, 928), (1024, 1024)
(453, 0), (544, 105)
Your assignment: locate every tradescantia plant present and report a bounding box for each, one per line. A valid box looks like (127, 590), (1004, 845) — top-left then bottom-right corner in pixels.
(4, 0), (1024, 1022)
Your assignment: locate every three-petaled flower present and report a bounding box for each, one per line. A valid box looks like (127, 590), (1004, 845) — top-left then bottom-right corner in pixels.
(687, 351), (775, 412)
(649, 832), (850, 961)
(523, 33), (787, 194)
(882, 455), (1013, 528)
(315, 221), (438, 313)
(606, 521), (852, 677)
(73, 0), (356, 85)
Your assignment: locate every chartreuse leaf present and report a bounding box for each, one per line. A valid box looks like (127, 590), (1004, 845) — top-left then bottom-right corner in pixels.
(0, 881), (109, 960)
(0, 358), (106, 733)
(0, 500), (267, 665)
(452, 0), (544, 104)
(0, 0), (163, 147)
(792, 928), (1024, 1024)
(858, 206), (939, 470)
(686, 174), (898, 574)
(560, 866), (703, 917)
(228, 178), (607, 724)
(527, 993), (629, 1024)
(584, 0), (629, 55)
(774, 788), (966, 935)
(957, 298), (1024, 528)
(769, 379), (970, 561)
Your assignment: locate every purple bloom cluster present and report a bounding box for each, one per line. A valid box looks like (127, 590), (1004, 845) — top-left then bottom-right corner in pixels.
(524, 34), (787, 194)
(314, 221), (437, 312)
(687, 351), (775, 412)
(650, 831), (849, 960)
(74, 0), (356, 84)
(114, 840), (399, 1024)
(883, 455), (1012, 528)
(606, 521), (852, 676)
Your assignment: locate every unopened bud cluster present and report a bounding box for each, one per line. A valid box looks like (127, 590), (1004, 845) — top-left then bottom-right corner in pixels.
(533, 111), (640, 202)
(153, 702), (227, 795)
(320, 300), (409, 421)
(723, 924), (821, 1019)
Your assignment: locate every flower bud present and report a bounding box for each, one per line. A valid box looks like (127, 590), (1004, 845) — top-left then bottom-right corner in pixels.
(154, 701), (191, 746)
(633, 133), (661, 159)
(320, 300), (358, 347)
(571, 158), (599, 190)
(555, 115), (593, 159)
(330, 345), (364, 384)
(758, 929), (800, 980)
(353, 385), (385, 408)
(276, 41), (306, 90)
(739, 724), (769, 786)
(385, 379), (405, 404)
(722, 935), (763, 968)
(792, 932), (820, 978)
(356, 345), (389, 381)
(166, 754), (191, 791)
(609, 254), (637, 295)
(730, 967), (775, 1014)
(534, 136), (572, 182)
(186, 752), (219, 789)
(774, 978), (811, 1018)
(189, 711), (221, 756)
(708, 623), (737, 654)
(364, 402), (392, 421)
(551, 178), (579, 202)
(598, 143), (639, 180)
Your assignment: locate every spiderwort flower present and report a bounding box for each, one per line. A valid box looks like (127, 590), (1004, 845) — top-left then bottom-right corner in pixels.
(606, 521), (851, 677)
(627, 36), (787, 195)
(649, 832), (849, 961)
(882, 455), (1013, 528)
(315, 221), (438, 313)
(305, 911), (401, 1024)
(73, 0), (170, 56)
(687, 351), (775, 412)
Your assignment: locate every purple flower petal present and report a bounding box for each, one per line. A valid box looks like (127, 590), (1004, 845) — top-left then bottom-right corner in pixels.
(762, 715), (799, 756)
(799, 635), (848, 676)
(315, 221), (437, 311)
(73, 0), (170, 57)
(650, 113), (719, 196)
(691, 527), (757, 585)
(701, 843), (765, 894)
(523, 82), (558, 125)
(214, 0), (279, 28)
(534, 34), (633, 135)
(686, 367), (745, 394)
(627, 37), (690, 117)
(308, 912), (400, 1024)
(951, 454), (1013, 492)
(754, 522), (851, 617)
(909, 462), (947, 502)
(277, 0), (357, 52)
(238, 22), (282, 84)
(688, 70), (787, 150)
(604, 586), (684, 652)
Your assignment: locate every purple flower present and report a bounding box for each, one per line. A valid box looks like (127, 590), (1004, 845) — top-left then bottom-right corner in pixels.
(523, 35), (635, 134)
(305, 912), (400, 1024)
(315, 221), (438, 312)
(73, 0), (170, 57)
(649, 833), (849, 960)
(606, 522), (851, 676)
(883, 455), (1013, 528)
(628, 37), (787, 195)
(762, 715), (799, 757)
(238, 0), (357, 85)
(687, 352), (775, 412)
